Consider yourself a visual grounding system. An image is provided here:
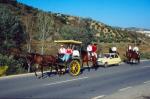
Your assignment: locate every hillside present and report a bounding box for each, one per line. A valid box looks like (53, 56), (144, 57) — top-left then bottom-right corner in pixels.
(0, 0), (150, 54)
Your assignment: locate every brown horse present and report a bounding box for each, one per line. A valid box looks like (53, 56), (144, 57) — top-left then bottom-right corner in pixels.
(25, 53), (61, 78)
(81, 50), (97, 70)
(126, 50), (140, 64)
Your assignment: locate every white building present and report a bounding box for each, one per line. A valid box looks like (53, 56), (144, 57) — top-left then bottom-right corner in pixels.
(136, 31), (150, 37)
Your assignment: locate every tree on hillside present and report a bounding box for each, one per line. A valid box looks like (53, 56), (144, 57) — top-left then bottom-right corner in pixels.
(36, 12), (54, 55)
(0, 5), (26, 54)
(23, 16), (36, 72)
(59, 25), (96, 48)
(24, 15), (36, 53)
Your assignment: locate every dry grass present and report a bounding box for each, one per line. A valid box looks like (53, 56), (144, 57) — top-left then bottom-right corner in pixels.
(98, 43), (150, 59)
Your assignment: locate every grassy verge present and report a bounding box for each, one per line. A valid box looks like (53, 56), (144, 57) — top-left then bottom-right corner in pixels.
(140, 52), (150, 59)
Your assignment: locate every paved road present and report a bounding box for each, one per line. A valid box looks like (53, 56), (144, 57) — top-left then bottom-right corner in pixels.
(0, 61), (150, 99)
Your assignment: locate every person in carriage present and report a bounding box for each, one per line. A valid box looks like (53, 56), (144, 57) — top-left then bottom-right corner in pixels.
(58, 45), (66, 56)
(72, 47), (80, 57)
(61, 45), (73, 62)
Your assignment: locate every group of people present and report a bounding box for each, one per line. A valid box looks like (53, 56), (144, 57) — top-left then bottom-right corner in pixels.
(127, 45), (139, 54)
(86, 43), (98, 58)
(58, 43), (98, 62)
(58, 43), (139, 62)
(58, 45), (80, 62)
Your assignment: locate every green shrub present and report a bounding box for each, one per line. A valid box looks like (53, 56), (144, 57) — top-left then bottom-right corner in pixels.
(140, 52), (150, 59)
(0, 54), (27, 76)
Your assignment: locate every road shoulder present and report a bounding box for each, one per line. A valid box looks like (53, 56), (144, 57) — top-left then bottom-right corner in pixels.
(103, 82), (150, 99)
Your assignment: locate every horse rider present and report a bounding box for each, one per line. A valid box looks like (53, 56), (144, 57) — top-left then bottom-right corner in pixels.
(87, 43), (92, 58)
(92, 43), (97, 58)
(133, 45), (139, 54)
(128, 45), (132, 51)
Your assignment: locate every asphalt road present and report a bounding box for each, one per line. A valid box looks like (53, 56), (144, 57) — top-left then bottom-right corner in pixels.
(0, 61), (150, 99)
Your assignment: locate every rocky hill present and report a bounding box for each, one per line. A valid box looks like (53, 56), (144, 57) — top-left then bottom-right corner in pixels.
(0, 0), (149, 54)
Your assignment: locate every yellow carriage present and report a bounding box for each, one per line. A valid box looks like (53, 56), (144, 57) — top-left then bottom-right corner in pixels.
(54, 40), (82, 76)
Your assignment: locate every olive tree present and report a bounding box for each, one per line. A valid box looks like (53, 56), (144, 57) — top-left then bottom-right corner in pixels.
(36, 12), (54, 55)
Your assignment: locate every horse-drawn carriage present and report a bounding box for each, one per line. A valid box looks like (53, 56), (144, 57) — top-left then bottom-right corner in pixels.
(26, 40), (94, 77)
(54, 40), (82, 76)
(25, 40), (97, 78)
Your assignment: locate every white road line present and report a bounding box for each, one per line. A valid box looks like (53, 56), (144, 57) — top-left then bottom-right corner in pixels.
(141, 60), (150, 62)
(141, 66), (150, 68)
(92, 95), (105, 99)
(45, 76), (88, 86)
(144, 80), (150, 84)
(119, 86), (132, 91)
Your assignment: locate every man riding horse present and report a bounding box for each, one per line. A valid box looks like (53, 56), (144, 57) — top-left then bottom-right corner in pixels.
(126, 44), (140, 64)
(82, 43), (98, 70)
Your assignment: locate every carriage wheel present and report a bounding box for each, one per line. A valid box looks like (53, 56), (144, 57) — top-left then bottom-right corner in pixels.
(69, 60), (81, 76)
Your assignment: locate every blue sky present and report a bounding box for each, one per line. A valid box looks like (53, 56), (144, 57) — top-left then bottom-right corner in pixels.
(17, 0), (150, 29)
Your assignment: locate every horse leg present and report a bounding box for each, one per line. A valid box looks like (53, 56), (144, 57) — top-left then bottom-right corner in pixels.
(131, 58), (134, 64)
(34, 64), (38, 77)
(49, 66), (53, 74)
(137, 57), (140, 64)
(138, 58), (140, 63)
(93, 59), (98, 71)
(87, 61), (90, 71)
(81, 61), (84, 68)
(27, 63), (31, 73)
(55, 64), (61, 76)
(80, 61), (84, 74)
(58, 65), (62, 76)
(41, 65), (44, 78)
(129, 58), (131, 64)
(62, 62), (67, 75)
